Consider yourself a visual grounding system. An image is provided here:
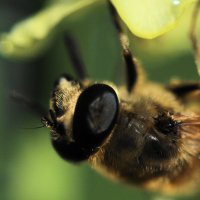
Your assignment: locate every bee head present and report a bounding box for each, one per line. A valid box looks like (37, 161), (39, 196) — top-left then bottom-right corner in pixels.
(43, 75), (119, 162)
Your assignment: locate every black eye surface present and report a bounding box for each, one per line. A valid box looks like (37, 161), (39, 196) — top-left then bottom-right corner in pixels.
(73, 84), (119, 149)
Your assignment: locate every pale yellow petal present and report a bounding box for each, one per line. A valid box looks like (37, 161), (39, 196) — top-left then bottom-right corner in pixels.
(111, 0), (197, 39)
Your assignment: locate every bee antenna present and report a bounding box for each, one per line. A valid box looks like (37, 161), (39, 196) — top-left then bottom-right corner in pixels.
(9, 90), (47, 117)
(20, 124), (46, 130)
(41, 116), (54, 129)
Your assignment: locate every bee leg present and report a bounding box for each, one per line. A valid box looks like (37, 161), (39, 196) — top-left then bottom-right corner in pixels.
(64, 34), (88, 80)
(166, 82), (200, 99)
(189, 0), (200, 76)
(108, 2), (138, 93)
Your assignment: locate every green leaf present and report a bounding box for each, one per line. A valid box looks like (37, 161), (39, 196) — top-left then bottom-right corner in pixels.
(0, 0), (98, 59)
(111, 0), (197, 39)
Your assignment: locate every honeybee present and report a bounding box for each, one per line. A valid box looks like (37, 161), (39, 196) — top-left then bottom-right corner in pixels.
(42, 1), (200, 195)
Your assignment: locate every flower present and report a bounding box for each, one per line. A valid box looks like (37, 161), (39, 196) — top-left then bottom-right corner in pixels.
(0, 0), (197, 59)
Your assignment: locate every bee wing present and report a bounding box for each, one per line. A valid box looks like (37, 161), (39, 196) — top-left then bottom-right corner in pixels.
(175, 114), (200, 137)
(174, 114), (200, 157)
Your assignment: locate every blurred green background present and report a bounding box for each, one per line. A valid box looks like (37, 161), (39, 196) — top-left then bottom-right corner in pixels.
(0, 0), (199, 200)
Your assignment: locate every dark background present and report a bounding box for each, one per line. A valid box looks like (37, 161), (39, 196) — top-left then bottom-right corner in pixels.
(0, 0), (199, 200)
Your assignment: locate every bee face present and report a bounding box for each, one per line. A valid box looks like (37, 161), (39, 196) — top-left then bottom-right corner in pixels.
(47, 76), (119, 162)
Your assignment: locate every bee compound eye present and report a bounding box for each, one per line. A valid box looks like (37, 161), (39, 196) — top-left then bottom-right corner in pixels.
(73, 84), (119, 149)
